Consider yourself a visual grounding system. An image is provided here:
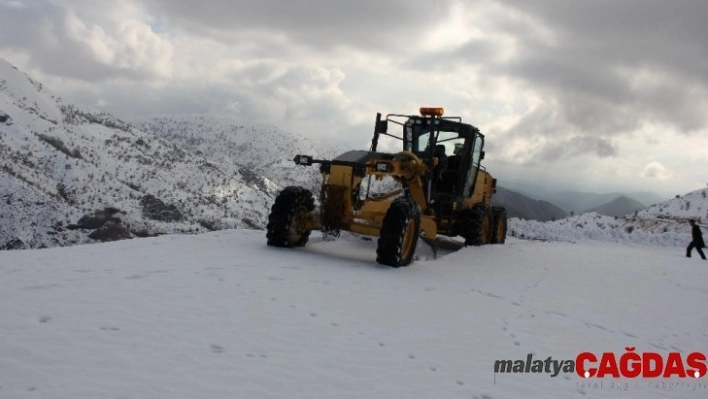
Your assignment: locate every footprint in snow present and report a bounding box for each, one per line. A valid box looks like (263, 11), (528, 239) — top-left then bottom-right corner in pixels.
(408, 354), (416, 360)
(210, 344), (225, 354)
(38, 316), (52, 323)
(99, 326), (120, 331)
(649, 342), (667, 350)
(583, 322), (609, 331)
(546, 310), (568, 318)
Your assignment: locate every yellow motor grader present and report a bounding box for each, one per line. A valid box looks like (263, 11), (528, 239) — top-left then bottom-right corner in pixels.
(266, 107), (507, 267)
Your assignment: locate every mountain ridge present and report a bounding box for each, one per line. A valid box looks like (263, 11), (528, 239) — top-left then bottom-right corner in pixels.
(586, 195), (647, 217)
(0, 58), (287, 249)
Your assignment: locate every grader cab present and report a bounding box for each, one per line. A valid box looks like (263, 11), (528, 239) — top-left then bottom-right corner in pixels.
(266, 107), (507, 267)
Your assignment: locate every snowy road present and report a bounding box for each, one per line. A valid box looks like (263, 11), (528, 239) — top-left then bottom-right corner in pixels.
(1, 230), (707, 398)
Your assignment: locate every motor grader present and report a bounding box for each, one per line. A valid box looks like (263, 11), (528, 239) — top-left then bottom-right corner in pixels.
(266, 107), (507, 267)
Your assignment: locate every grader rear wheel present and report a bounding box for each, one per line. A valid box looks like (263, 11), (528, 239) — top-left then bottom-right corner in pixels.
(491, 206), (507, 244)
(459, 203), (493, 246)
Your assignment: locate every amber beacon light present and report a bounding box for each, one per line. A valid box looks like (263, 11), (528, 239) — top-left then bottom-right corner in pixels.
(419, 107), (444, 117)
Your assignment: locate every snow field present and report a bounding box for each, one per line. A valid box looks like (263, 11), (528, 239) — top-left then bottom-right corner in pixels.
(1, 230), (707, 398)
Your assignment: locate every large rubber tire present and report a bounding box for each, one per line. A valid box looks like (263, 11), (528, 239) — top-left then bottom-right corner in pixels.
(491, 206), (507, 244)
(266, 186), (315, 247)
(459, 203), (493, 246)
(376, 198), (421, 267)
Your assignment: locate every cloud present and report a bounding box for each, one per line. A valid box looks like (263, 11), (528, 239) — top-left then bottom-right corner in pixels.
(1, 0), (708, 196)
(1, 0), (25, 10)
(140, 0), (461, 52)
(0, 0), (173, 81)
(642, 161), (672, 180)
(492, 0), (708, 135)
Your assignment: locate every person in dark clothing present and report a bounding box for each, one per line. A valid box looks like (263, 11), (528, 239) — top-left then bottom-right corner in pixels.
(686, 219), (707, 260)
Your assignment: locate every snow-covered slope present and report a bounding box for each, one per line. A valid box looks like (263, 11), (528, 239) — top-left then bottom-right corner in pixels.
(1, 230), (706, 398)
(639, 188), (708, 221)
(136, 115), (345, 194)
(0, 59), (281, 249)
(510, 188), (708, 246)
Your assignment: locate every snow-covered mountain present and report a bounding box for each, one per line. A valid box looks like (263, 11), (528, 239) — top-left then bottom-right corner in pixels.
(134, 115), (344, 194)
(0, 59), (284, 249)
(510, 188), (708, 246)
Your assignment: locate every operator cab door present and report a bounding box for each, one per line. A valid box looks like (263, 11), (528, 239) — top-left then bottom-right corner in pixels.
(463, 132), (485, 198)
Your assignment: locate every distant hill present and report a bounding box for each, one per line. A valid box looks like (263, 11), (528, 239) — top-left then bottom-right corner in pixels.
(510, 187), (708, 245)
(587, 196), (647, 217)
(541, 191), (664, 213)
(493, 186), (568, 221)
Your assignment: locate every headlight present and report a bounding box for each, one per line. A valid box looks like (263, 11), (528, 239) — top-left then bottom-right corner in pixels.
(294, 155), (313, 166)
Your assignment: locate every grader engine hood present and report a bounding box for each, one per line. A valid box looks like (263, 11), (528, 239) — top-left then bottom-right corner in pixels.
(333, 150), (395, 164)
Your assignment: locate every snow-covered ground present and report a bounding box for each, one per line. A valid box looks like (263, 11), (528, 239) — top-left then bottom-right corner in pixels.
(1, 230), (707, 398)
(509, 213), (692, 247)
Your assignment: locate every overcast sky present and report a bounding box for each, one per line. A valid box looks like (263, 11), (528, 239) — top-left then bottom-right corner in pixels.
(1, 0), (707, 198)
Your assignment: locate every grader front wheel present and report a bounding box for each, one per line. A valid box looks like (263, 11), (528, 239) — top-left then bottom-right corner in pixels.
(376, 198), (421, 267)
(266, 186), (316, 247)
